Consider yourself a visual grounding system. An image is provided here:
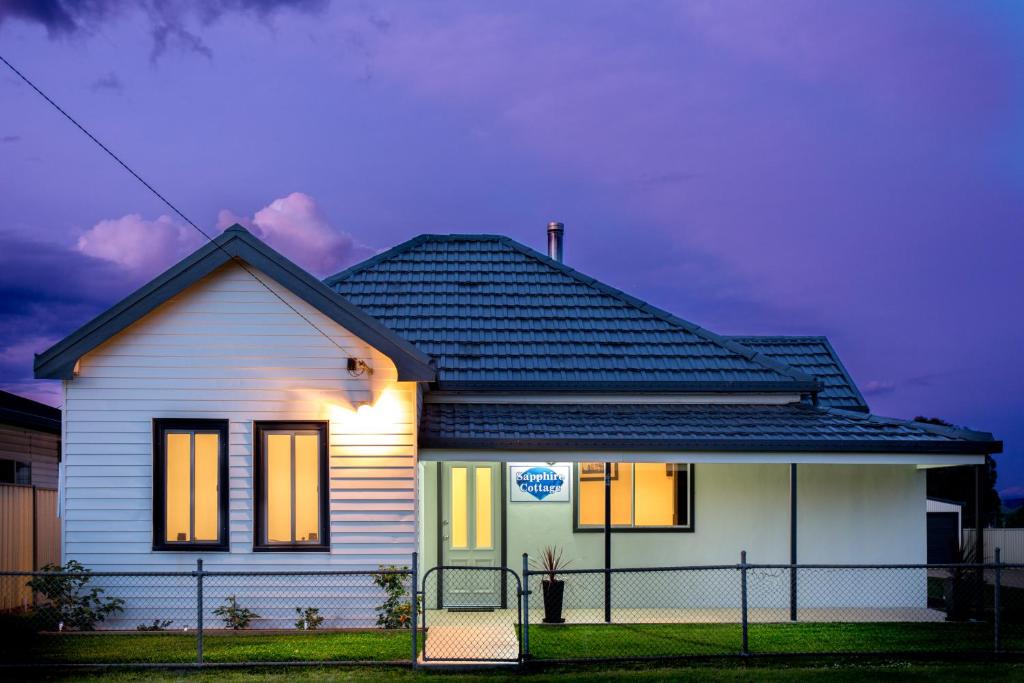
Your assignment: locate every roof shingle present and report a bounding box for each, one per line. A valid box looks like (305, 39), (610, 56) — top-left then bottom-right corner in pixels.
(419, 402), (1000, 454)
(328, 235), (818, 391)
(728, 336), (868, 411)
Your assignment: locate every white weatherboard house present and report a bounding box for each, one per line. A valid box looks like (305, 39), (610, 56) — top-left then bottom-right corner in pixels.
(35, 223), (1001, 627)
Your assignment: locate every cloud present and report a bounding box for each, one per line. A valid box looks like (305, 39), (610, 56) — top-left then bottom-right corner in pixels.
(0, 232), (147, 400)
(76, 214), (202, 273)
(90, 72), (123, 93)
(218, 192), (374, 276)
(2, 135), (21, 143)
(0, 1), (327, 59)
(861, 380), (896, 396)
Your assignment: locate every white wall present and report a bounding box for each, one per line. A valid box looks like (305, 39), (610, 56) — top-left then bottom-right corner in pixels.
(420, 461), (928, 609)
(62, 263), (419, 627)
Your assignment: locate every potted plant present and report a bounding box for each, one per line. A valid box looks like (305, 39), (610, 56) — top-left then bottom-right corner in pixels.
(532, 545), (571, 624)
(943, 538), (978, 622)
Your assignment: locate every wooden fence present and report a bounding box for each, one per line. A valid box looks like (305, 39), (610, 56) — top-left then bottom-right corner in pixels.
(963, 528), (1024, 564)
(0, 484), (60, 610)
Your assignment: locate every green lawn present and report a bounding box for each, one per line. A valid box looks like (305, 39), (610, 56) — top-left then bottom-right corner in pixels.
(4, 621), (1022, 666)
(0, 631), (412, 665)
(529, 621), (1021, 660)
(8, 660), (1024, 683)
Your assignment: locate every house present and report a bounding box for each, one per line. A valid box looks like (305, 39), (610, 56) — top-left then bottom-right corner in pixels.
(0, 390), (61, 607)
(33, 223), (1001, 623)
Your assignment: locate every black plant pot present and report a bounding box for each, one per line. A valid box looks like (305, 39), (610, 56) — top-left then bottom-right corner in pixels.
(944, 575), (971, 622)
(542, 579), (566, 624)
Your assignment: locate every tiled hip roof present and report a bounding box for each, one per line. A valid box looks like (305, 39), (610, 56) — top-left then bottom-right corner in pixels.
(419, 402), (1000, 454)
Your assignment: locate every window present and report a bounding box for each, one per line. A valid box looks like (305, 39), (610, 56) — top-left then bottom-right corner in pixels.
(0, 459), (31, 485)
(153, 419), (229, 551)
(576, 462), (693, 531)
(254, 422), (329, 551)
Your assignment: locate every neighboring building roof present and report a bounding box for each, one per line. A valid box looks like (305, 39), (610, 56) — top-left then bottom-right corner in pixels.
(34, 226), (436, 382)
(728, 336), (868, 411)
(327, 235), (819, 392)
(0, 389), (61, 434)
(418, 402), (1001, 454)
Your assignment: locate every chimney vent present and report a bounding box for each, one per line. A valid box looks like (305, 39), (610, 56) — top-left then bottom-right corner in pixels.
(547, 221), (564, 262)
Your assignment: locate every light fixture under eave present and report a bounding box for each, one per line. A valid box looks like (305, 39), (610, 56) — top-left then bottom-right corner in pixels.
(355, 401), (373, 417)
(346, 357), (374, 376)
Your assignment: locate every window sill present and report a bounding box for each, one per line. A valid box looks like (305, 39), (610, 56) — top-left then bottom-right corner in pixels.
(574, 526), (694, 534)
(152, 543), (230, 552)
(253, 544), (330, 553)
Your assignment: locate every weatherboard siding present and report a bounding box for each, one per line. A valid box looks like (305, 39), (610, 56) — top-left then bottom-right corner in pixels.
(62, 263), (418, 573)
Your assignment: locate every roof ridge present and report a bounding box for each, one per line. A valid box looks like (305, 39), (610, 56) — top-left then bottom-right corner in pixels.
(490, 236), (820, 388)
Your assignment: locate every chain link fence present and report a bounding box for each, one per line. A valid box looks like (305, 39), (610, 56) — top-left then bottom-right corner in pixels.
(2, 552), (1022, 667)
(0, 561), (417, 666)
(521, 550), (1024, 662)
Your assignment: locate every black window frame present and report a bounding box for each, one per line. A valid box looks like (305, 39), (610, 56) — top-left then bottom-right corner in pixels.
(0, 458), (31, 486)
(253, 421), (330, 552)
(573, 462), (696, 533)
(152, 418), (230, 552)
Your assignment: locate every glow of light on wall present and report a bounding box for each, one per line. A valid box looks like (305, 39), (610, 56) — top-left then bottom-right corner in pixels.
(325, 386), (408, 436)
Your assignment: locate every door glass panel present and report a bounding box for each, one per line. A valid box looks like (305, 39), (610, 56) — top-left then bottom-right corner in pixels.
(266, 433), (292, 543)
(294, 433), (320, 543)
(450, 466), (468, 549)
(193, 433), (219, 541)
(165, 433), (191, 542)
(474, 467), (492, 549)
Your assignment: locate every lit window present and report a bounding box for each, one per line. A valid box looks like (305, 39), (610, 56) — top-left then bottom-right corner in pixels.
(153, 419), (228, 550)
(255, 422), (328, 550)
(576, 462), (692, 530)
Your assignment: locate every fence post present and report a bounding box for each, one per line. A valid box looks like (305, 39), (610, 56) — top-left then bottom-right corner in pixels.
(410, 551), (418, 667)
(522, 552), (530, 658)
(740, 550), (749, 656)
(994, 547), (1002, 654)
(195, 558), (204, 665)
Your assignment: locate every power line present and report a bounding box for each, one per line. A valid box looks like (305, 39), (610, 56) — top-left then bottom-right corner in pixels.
(0, 52), (370, 370)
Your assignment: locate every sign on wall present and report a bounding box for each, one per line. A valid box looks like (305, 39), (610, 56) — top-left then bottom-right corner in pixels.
(509, 463), (571, 502)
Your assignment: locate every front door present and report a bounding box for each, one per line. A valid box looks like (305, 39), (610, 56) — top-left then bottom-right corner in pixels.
(441, 462), (501, 607)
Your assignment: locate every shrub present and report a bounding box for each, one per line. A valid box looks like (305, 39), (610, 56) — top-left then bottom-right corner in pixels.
(136, 619), (173, 631)
(371, 565), (416, 629)
(25, 560), (124, 631)
(213, 596), (259, 630)
(294, 606), (324, 630)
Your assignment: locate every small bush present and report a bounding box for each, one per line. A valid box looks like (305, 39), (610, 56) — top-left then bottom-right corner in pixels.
(136, 619), (173, 631)
(294, 607), (324, 630)
(371, 565), (416, 629)
(213, 596), (259, 630)
(25, 560), (124, 631)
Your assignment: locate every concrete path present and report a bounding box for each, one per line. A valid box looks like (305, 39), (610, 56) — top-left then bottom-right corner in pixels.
(422, 609), (519, 662)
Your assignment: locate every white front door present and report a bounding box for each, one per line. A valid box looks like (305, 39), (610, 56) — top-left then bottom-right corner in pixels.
(441, 462), (501, 607)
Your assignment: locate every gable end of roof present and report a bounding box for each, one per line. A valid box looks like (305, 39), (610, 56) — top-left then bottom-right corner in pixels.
(35, 226), (436, 382)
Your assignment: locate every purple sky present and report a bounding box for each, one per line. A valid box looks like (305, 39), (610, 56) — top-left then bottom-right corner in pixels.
(1, 1), (1022, 494)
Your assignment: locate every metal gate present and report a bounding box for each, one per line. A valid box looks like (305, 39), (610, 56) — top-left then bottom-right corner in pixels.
(419, 566), (523, 663)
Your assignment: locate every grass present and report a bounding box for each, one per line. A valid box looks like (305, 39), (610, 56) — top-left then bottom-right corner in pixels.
(8, 660), (1024, 682)
(530, 621), (1023, 659)
(4, 621), (1022, 667)
(0, 630), (412, 665)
